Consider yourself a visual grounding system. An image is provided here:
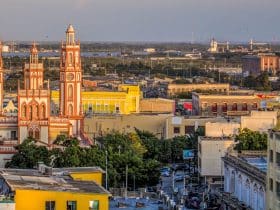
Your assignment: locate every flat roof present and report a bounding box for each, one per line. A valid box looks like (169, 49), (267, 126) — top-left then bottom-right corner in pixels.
(0, 168), (109, 195)
(52, 166), (105, 174)
(243, 157), (267, 172)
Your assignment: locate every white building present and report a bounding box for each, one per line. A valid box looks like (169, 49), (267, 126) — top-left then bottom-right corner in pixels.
(198, 136), (234, 182)
(266, 130), (280, 210)
(223, 154), (266, 210)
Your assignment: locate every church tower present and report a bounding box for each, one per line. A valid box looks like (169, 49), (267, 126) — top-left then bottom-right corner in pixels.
(18, 43), (50, 144)
(24, 43), (44, 90)
(59, 25), (83, 136)
(0, 42), (3, 115)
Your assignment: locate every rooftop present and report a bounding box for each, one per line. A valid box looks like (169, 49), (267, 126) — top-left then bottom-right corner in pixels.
(243, 157), (267, 172)
(0, 167), (109, 195)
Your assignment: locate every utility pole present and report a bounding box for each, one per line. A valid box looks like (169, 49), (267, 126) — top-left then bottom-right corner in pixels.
(125, 164), (128, 198)
(105, 150), (108, 190)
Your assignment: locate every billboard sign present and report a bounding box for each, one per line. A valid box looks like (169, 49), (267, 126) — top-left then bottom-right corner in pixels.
(183, 149), (194, 160)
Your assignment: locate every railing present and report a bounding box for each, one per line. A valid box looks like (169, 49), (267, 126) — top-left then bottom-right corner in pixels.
(18, 89), (49, 96)
(220, 192), (252, 210)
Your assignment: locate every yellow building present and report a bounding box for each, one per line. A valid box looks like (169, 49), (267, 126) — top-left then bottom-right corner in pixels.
(0, 165), (110, 210)
(51, 84), (141, 115)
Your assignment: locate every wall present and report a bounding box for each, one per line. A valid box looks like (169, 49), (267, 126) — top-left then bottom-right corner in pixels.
(198, 138), (234, 177)
(165, 116), (225, 139)
(51, 84), (141, 115)
(205, 122), (240, 137)
(241, 111), (277, 132)
(139, 98), (174, 113)
(0, 154), (14, 167)
(70, 172), (103, 186)
(266, 131), (280, 210)
(192, 93), (261, 116)
(224, 163), (265, 210)
(84, 114), (171, 139)
(167, 83), (229, 96)
(0, 202), (15, 210)
(15, 189), (109, 210)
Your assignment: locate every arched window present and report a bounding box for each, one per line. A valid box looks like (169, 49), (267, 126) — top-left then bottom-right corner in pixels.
(34, 129), (40, 140)
(68, 85), (73, 101)
(41, 104), (46, 119)
(69, 53), (73, 65)
(22, 104), (27, 118)
(29, 105), (33, 120)
(28, 129), (33, 138)
(35, 105), (39, 118)
(68, 104), (73, 116)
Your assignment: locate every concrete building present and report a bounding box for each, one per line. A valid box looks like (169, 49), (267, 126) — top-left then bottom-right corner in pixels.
(167, 83), (229, 97)
(51, 84), (141, 115)
(0, 165), (110, 210)
(242, 53), (280, 76)
(84, 113), (172, 139)
(242, 55), (261, 76)
(139, 98), (175, 113)
(205, 121), (240, 137)
(223, 152), (267, 210)
(266, 130), (280, 210)
(198, 136), (234, 182)
(240, 110), (278, 132)
(192, 92), (261, 117)
(205, 111), (278, 137)
(165, 116), (225, 139)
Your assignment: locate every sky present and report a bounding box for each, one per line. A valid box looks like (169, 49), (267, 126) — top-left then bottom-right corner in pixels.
(0, 0), (280, 42)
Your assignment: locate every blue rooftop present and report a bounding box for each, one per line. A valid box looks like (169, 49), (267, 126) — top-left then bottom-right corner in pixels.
(243, 157), (267, 172)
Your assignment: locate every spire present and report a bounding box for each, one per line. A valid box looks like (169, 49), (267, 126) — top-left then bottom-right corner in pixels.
(30, 42), (38, 64)
(66, 24), (75, 45)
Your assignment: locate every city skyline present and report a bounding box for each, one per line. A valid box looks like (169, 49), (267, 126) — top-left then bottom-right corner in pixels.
(0, 0), (280, 42)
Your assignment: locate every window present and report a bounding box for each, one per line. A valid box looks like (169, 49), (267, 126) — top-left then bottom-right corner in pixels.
(29, 105), (33, 120)
(276, 182), (280, 198)
(35, 129), (40, 140)
(22, 105), (27, 118)
(173, 127), (180, 134)
(222, 103), (227, 112)
(270, 150), (274, 163)
(68, 85), (73, 101)
(89, 201), (99, 210)
(11, 131), (16, 140)
(185, 126), (195, 134)
(41, 104), (46, 119)
(277, 152), (280, 167)
(35, 105), (39, 118)
(232, 103), (237, 111)
(252, 103), (258, 110)
(211, 103), (217, 112)
(68, 104), (73, 116)
(270, 178), (273, 192)
(45, 201), (55, 210)
(67, 201), (77, 210)
(242, 103), (247, 111)
(28, 130), (33, 138)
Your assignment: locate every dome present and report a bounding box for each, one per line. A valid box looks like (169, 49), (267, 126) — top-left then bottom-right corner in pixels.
(66, 24), (75, 33)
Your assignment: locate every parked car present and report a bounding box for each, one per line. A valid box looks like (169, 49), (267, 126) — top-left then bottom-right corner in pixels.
(161, 171), (170, 177)
(174, 174), (184, 182)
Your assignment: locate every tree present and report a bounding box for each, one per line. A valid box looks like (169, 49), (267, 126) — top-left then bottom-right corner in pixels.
(234, 128), (268, 151)
(5, 137), (50, 168)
